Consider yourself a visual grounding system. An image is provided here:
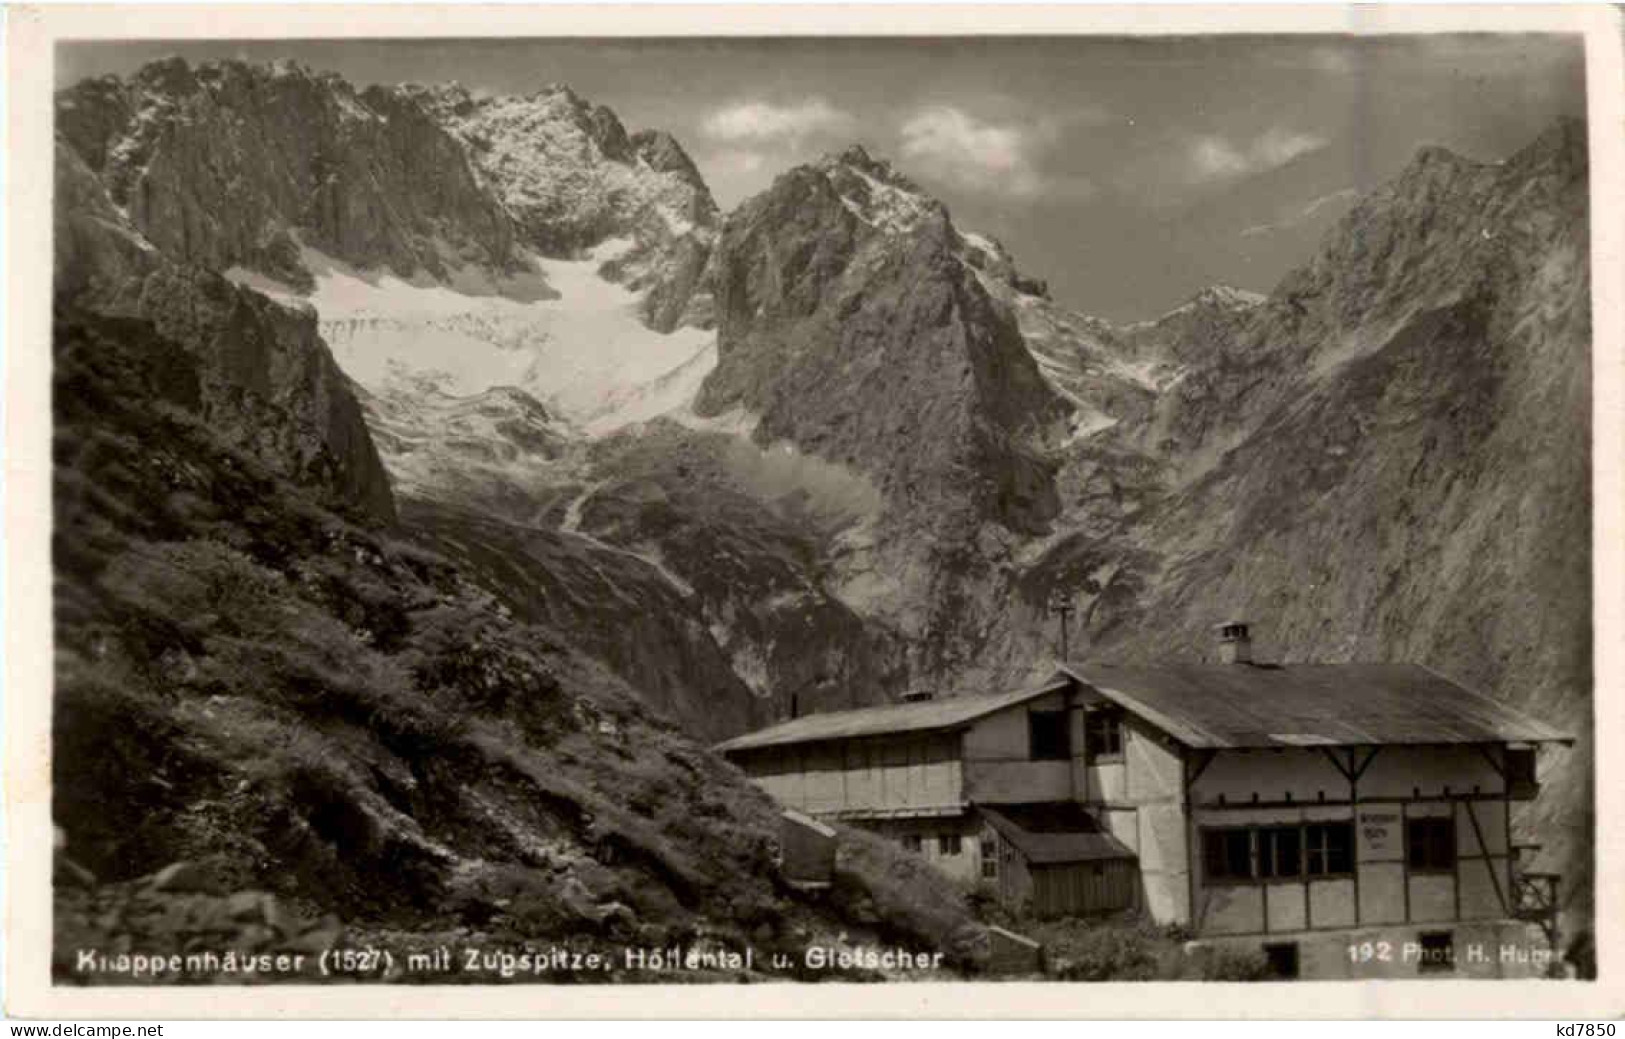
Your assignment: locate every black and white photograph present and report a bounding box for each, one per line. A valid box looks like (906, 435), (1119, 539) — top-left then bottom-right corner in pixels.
(6, 3), (1622, 1019)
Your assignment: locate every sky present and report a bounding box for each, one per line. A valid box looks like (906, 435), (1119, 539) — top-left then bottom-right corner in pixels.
(58, 35), (1586, 322)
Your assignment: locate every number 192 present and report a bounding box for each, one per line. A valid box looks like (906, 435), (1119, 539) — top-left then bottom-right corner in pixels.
(1349, 941), (1393, 963)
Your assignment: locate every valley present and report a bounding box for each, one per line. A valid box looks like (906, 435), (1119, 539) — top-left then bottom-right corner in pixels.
(49, 55), (1593, 973)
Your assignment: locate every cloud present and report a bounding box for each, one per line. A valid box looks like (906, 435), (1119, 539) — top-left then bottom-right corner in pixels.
(696, 97), (860, 206)
(899, 106), (1077, 199)
(1189, 128), (1328, 182)
(701, 98), (853, 145)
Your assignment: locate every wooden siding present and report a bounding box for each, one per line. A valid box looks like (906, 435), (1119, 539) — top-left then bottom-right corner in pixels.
(961, 690), (1079, 803)
(741, 732), (962, 816)
(1360, 745), (1503, 799)
(1031, 859), (1138, 917)
(1188, 745), (1519, 938)
(982, 820), (1032, 910)
(1122, 715), (1189, 924)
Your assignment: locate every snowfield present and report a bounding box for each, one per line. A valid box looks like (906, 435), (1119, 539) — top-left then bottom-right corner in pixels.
(284, 241), (716, 432)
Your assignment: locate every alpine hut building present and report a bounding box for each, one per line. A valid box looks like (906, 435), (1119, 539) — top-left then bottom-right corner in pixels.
(714, 623), (1573, 979)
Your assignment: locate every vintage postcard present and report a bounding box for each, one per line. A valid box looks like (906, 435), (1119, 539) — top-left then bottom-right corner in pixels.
(4, 2), (1622, 1020)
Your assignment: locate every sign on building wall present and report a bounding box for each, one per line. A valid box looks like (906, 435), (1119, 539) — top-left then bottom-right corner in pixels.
(1357, 809), (1401, 859)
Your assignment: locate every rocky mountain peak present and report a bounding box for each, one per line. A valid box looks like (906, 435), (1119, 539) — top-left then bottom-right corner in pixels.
(1410, 142), (1473, 170)
(694, 143), (1072, 681)
(1192, 284), (1267, 308)
(423, 78), (719, 294)
(824, 143), (902, 180)
(1508, 114), (1588, 181)
(630, 129), (709, 193)
(58, 58), (724, 336)
(1158, 284), (1268, 320)
(805, 144), (945, 237)
(131, 53), (201, 94)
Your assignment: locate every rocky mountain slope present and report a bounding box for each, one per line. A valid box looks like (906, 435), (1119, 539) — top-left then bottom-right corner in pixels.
(692, 147), (1071, 680)
(1008, 120), (1592, 919)
(55, 57), (806, 738)
(54, 57), (1592, 935)
(56, 57), (519, 291)
(405, 81), (719, 331)
(665, 120), (1593, 922)
(54, 138), (397, 520)
(50, 302), (985, 980)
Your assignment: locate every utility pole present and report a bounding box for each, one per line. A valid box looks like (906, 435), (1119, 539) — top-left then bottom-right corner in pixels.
(787, 672), (833, 720)
(1047, 590), (1076, 661)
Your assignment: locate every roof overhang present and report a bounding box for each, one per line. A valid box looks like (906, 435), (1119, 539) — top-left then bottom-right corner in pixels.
(1050, 665), (1575, 749)
(714, 677), (1072, 754)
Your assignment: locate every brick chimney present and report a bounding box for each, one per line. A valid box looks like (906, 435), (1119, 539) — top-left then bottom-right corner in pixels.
(1216, 622), (1253, 664)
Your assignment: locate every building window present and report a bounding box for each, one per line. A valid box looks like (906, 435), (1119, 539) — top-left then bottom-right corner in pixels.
(1203, 822), (1356, 884)
(1418, 931), (1455, 974)
(980, 838), (998, 878)
(939, 834), (962, 856)
(1407, 817), (1457, 873)
(1202, 828), (1253, 881)
(1085, 709), (1123, 760)
(1305, 821), (1355, 876)
(901, 834), (923, 854)
(1257, 825), (1302, 880)
(1028, 710), (1071, 761)
(1262, 942), (1300, 979)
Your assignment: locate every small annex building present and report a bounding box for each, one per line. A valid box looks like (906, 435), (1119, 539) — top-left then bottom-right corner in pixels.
(714, 624), (1574, 978)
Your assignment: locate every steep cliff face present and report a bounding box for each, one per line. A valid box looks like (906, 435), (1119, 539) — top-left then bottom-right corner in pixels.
(135, 266), (399, 521)
(54, 135), (396, 522)
(698, 147), (1066, 534)
(57, 58), (519, 291)
(573, 421), (910, 718)
(692, 148), (1069, 678)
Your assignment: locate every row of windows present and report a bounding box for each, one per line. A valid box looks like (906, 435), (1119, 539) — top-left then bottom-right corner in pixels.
(898, 832), (1005, 881)
(1027, 708), (1123, 762)
(899, 833), (963, 856)
(1203, 822), (1355, 881)
(747, 739), (957, 775)
(1202, 817), (1460, 882)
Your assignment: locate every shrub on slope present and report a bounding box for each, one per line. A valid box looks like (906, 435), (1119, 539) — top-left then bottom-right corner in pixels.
(51, 305), (980, 981)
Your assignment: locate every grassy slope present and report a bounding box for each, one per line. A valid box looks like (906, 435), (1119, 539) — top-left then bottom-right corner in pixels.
(50, 305), (981, 982)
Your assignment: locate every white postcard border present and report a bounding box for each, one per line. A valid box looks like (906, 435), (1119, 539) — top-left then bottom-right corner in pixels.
(5, 2), (1622, 1019)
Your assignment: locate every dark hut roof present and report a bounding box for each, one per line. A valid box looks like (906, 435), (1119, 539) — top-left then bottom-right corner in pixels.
(980, 803), (1136, 864)
(713, 679), (1069, 754)
(714, 661), (1569, 757)
(1060, 662), (1571, 749)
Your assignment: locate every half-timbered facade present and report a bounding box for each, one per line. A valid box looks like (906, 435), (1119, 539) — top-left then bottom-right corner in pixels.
(715, 624), (1573, 978)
